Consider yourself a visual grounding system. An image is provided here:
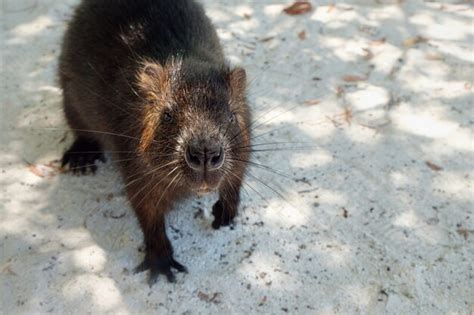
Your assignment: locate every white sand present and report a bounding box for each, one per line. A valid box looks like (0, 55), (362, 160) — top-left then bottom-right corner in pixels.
(1, 0), (473, 314)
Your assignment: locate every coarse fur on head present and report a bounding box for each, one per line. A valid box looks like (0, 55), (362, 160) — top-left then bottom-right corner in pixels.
(135, 57), (251, 195)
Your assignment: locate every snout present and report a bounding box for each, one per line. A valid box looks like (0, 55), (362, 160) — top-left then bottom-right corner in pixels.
(185, 141), (224, 172)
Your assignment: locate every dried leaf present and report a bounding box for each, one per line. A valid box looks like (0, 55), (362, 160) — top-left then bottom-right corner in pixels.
(243, 13), (252, 20)
(304, 99), (320, 106)
(371, 37), (386, 46)
(28, 164), (58, 178)
(198, 291), (222, 304)
(457, 228), (472, 240)
(343, 74), (367, 82)
(209, 292), (222, 304)
(298, 30), (307, 40)
(259, 36), (275, 43)
(198, 291), (210, 301)
(362, 48), (374, 60)
(283, 1), (313, 15)
(343, 107), (353, 125)
(425, 161), (443, 171)
(1, 263), (18, 276)
(403, 35), (427, 48)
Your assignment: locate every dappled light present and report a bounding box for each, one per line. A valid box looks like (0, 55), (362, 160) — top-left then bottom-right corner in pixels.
(1, 0), (473, 314)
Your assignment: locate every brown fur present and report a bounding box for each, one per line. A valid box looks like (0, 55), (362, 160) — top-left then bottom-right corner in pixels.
(59, 0), (251, 285)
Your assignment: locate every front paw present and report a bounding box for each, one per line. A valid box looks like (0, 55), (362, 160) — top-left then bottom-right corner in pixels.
(212, 200), (235, 229)
(134, 253), (187, 286)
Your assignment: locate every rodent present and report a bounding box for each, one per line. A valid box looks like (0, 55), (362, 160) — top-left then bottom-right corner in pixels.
(58, 0), (251, 285)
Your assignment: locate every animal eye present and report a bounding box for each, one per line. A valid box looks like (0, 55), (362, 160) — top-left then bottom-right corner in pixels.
(163, 111), (173, 123)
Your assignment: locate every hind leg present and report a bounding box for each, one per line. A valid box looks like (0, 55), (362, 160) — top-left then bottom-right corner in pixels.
(62, 137), (106, 174)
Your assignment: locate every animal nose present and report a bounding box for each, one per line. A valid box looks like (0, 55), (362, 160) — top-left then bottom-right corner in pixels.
(185, 143), (224, 171)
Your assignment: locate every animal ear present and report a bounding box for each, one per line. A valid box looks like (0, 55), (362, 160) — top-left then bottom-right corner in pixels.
(137, 62), (167, 99)
(142, 62), (164, 79)
(229, 67), (247, 98)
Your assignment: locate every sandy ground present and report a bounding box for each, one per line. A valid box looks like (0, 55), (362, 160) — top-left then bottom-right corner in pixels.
(1, 0), (473, 314)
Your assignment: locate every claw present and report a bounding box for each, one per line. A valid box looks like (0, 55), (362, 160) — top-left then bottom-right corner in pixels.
(135, 255), (187, 286)
(134, 260), (149, 274)
(61, 137), (105, 175)
(170, 258), (188, 273)
(165, 269), (176, 283)
(148, 269), (160, 287)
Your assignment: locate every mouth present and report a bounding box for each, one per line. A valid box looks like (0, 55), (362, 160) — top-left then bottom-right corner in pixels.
(195, 181), (217, 195)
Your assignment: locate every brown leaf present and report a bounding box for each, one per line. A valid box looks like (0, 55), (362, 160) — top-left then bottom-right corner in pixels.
(343, 107), (353, 125)
(243, 13), (252, 20)
(362, 48), (374, 60)
(425, 161), (443, 171)
(209, 292), (222, 304)
(457, 228), (472, 240)
(343, 74), (367, 82)
(298, 30), (306, 40)
(283, 1), (313, 15)
(1, 263), (18, 276)
(198, 291), (210, 301)
(198, 291), (222, 304)
(403, 35), (427, 48)
(28, 163), (60, 178)
(259, 36), (275, 43)
(304, 99), (320, 106)
(371, 37), (386, 46)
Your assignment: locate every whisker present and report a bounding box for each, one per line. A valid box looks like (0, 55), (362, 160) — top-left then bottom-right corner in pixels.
(117, 66), (147, 103)
(237, 147), (317, 154)
(246, 172), (289, 204)
(132, 166), (178, 210)
(62, 150), (137, 155)
(58, 68), (134, 118)
(155, 171), (181, 208)
(226, 158), (292, 179)
(232, 141), (316, 151)
(86, 62), (137, 115)
(36, 127), (143, 142)
(247, 124), (290, 142)
(229, 102), (302, 146)
(123, 160), (178, 187)
(63, 157), (137, 171)
(223, 169), (271, 207)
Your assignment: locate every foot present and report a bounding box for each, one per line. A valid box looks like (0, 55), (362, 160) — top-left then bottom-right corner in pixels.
(212, 199), (235, 229)
(61, 137), (105, 174)
(134, 253), (187, 286)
